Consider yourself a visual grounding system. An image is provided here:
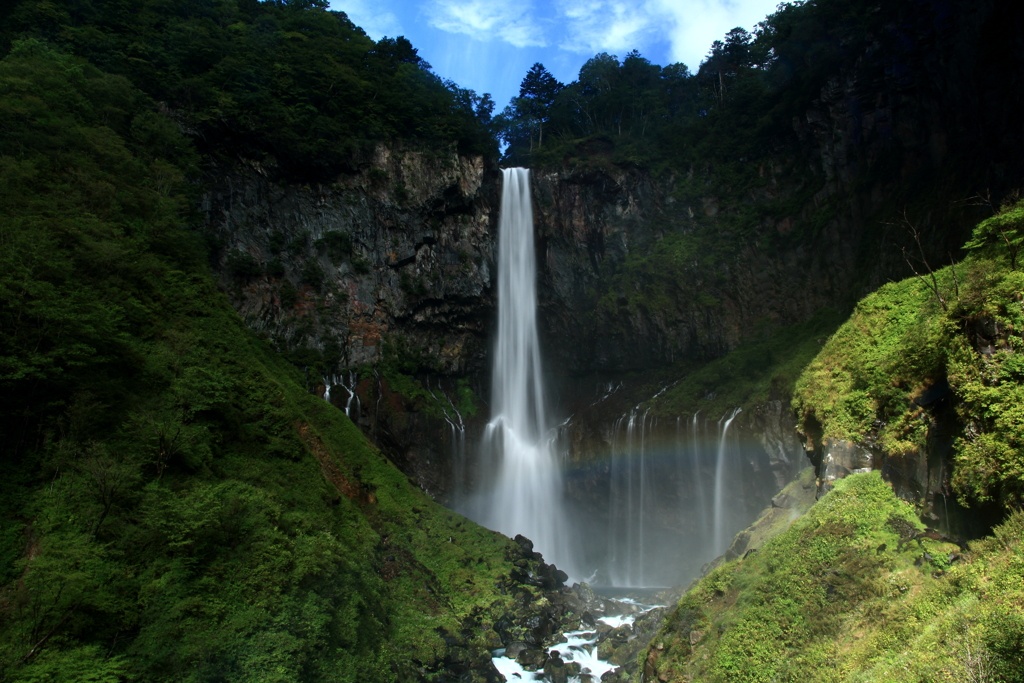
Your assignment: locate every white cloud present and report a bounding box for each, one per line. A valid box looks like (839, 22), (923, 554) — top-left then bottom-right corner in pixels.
(551, 0), (780, 70)
(652, 0), (780, 69)
(425, 0), (547, 48)
(334, 0), (403, 40)
(557, 0), (661, 56)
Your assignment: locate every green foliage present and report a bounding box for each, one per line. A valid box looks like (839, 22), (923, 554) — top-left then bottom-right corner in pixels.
(794, 203), (1024, 508)
(964, 198), (1024, 268)
(455, 378), (479, 419)
(794, 276), (946, 451)
(497, 0), (907, 171)
(645, 308), (843, 419)
(278, 279), (298, 309)
(300, 259), (325, 292)
(266, 257), (285, 278)
(315, 231), (352, 265)
(648, 472), (1024, 682)
(226, 250), (262, 280)
(0, 0), (497, 180)
(0, 44), (519, 683)
(351, 255), (371, 275)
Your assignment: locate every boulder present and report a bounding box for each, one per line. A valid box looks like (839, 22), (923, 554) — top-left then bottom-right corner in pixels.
(516, 646), (547, 671)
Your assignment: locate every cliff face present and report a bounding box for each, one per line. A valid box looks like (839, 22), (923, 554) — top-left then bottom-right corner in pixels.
(531, 0), (1022, 380)
(202, 1), (1024, 521)
(201, 145), (498, 375)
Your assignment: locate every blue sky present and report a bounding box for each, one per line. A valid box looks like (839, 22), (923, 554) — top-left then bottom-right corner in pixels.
(331, 0), (785, 112)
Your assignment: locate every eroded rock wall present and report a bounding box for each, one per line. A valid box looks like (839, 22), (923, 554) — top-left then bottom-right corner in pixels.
(201, 145), (498, 374)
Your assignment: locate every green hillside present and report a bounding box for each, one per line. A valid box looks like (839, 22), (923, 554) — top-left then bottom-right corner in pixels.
(640, 198), (1024, 683)
(644, 472), (1024, 682)
(0, 41), (519, 683)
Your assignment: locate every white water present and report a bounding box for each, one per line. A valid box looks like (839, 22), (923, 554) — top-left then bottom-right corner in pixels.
(689, 412), (708, 533)
(491, 598), (662, 682)
(477, 168), (570, 571)
(713, 407), (742, 554)
(323, 370), (361, 420)
(426, 379), (468, 496)
(608, 409), (654, 587)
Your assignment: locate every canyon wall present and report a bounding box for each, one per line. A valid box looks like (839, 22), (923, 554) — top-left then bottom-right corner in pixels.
(202, 0), (1023, 524)
(201, 145), (498, 375)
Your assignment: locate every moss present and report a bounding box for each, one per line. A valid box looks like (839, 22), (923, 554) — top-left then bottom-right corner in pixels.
(793, 201), (1024, 508)
(646, 307), (843, 419)
(645, 473), (1024, 682)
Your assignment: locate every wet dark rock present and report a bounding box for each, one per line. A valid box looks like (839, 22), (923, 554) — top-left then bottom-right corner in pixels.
(724, 531), (752, 561)
(572, 582), (598, 607)
(818, 439), (875, 497)
(510, 534), (545, 563)
(772, 493), (794, 509)
(493, 615), (514, 646)
(504, 641), (528, 659)
(544, 652), (581, 683)
(526, 613), (553, 642)
(516, 646), (547, 670)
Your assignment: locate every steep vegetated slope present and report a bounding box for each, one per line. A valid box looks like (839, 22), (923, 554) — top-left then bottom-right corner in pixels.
(0, 41), (536, 683)
(643, 472), (1024, 682)
(2, 0), (508, 497)
(0, 0), (496, 179)
(639, 201), (1024, 683)
(794, 201), (1024, 515)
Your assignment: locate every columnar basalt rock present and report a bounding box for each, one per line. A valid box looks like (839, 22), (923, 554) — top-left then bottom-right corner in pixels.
(202, 0), (1022, 521)
(201, 145), (498, 374)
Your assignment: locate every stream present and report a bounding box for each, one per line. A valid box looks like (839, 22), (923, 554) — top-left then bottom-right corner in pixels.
(490, 593), (664, 682)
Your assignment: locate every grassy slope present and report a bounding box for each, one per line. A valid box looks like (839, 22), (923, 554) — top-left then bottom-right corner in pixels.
(0, 42), (520, 682)
(639, 308), (843, 420)
(794, 202), (1024, 509)
(644, 472), (1024, 682)
(641, 206), (1024, 682)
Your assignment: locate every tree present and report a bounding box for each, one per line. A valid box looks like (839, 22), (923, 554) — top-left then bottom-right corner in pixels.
(517, 62), (562, 149)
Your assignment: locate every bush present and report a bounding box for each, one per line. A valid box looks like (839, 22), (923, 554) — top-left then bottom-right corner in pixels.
(226, 250), (262, 280)
(315, 232), (352, 265)
(279, 280), (299, 309)
(266, 258), (285, 278)
(300, 260), (325, 291)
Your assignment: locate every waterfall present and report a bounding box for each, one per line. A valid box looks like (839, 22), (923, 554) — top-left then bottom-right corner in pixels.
(690, 412), (707, 535)
(608, 408), (658, 587)
(324, 370), (361, 420)
(477, 168), (569, 571)
(713, 408), (742, 554)
(428, 379), (468, 500)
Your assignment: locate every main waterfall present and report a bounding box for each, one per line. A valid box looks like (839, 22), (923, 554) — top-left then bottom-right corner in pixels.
(475, 168), (571, 571)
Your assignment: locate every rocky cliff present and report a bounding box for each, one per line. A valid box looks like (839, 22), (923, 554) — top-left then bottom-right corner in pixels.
(201, 1), (1024, 531)
(202, 145), (498, 375)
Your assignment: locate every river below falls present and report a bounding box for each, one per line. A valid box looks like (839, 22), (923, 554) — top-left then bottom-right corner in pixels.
(490, 595), (663, 682)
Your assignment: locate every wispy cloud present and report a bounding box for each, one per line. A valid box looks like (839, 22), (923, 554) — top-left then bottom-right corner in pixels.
(557, 0), (660, 56)
(424, 0), (547, 48)
(554, 0), (778, 69)
(335, 0), (402, 40)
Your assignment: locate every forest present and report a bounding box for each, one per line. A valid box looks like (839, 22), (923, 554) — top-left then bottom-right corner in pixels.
(1, 0), (1023, 681)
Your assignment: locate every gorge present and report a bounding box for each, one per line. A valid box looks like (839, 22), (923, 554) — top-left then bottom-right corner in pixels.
(2, 0), (1024, 680)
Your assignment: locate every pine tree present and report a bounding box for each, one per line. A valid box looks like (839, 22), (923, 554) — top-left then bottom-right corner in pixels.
(517, 62), (562, 149)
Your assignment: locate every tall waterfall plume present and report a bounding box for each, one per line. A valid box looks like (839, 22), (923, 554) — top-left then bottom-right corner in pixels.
(477, 168), (570, 571)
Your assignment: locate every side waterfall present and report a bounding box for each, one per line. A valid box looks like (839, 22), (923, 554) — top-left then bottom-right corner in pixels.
(478, 168), (570, 571)
(713, 408), (742, 554)
(608, 409), (653, 587)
